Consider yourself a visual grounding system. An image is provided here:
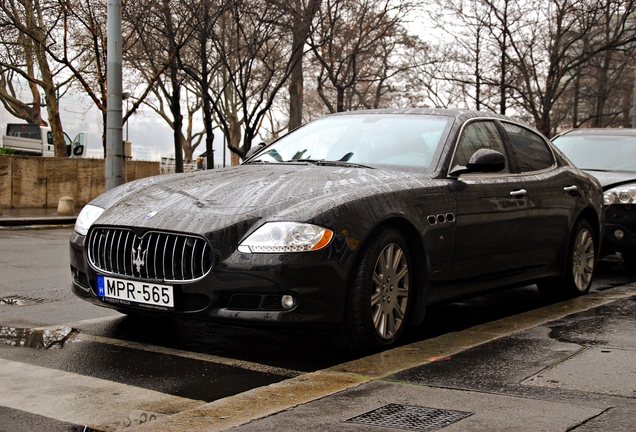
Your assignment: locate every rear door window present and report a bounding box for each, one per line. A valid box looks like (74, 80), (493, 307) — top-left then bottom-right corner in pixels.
(500, 122), (554, 172)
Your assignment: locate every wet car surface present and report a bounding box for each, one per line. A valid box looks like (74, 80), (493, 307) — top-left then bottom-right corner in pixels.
(70, 109), (604, 350)
(552, 128), (636, 272)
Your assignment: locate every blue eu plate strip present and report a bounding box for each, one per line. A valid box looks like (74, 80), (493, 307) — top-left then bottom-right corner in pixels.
(97, 275), (105, 297)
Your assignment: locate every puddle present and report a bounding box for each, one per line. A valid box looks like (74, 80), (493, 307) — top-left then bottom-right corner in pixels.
(0, 325), (79, 349)
(0, 295), (50, 306)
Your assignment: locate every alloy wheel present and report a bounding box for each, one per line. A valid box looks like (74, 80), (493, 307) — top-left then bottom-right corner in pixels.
(371, 242), (409, 339)
(572, 228), (595, 292)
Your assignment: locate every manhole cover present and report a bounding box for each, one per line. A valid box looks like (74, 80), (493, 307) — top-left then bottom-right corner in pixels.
(0, 295), (49, 306)
(346, 403), (473, 431)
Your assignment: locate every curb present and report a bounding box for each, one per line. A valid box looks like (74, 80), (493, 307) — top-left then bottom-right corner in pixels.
(0, 218), (76, 229)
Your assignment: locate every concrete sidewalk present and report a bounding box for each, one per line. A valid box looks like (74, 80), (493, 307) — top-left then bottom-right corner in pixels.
(130, 285), (636, 432)
(0, 208), (77, 228)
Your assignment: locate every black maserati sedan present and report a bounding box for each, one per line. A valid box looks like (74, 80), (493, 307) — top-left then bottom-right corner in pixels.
(70, 109), (604, 350)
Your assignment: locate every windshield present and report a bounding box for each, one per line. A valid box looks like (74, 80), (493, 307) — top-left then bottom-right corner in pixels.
(249, 114), (452, 170)
(552, 134), (636, 172)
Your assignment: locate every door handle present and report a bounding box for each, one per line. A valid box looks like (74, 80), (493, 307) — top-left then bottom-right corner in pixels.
(564, 185), (579, 196)
(510, 189), (527, 197)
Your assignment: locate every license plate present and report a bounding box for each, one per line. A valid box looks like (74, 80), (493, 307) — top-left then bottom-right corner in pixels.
(97, 275), (174, 311)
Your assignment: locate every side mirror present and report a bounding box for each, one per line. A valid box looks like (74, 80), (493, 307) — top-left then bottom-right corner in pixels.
(449, 148), (506, 176)
(72, 145), (85, 157)
(245, 142), (267, 160)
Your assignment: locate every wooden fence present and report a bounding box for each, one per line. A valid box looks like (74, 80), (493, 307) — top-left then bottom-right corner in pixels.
(0, 155), (159, 209)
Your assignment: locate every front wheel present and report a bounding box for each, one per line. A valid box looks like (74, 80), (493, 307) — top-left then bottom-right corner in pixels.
(334, 228), (412, 351)
(538, 219), (596, 298)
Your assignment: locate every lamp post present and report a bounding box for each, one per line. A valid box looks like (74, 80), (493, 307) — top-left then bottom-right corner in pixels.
(106, 0), (125, 190)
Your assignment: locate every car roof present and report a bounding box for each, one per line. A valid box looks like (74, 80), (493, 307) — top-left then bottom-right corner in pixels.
(328, 108), (534, 131)
(330, 107), (516, 119)
(555, 128), (636, 138)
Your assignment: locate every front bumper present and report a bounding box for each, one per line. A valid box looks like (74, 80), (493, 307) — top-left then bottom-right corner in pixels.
(601, 205), (636, 255)
(70, 231), (355, 326)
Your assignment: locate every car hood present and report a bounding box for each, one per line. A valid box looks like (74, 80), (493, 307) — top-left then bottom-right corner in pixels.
(91, 164), (435, 234)
(584, 169), (636, 190)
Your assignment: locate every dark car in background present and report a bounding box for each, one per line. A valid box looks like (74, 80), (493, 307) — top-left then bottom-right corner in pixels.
(552, 128), (636, 271)
(70, 109), (603, 351)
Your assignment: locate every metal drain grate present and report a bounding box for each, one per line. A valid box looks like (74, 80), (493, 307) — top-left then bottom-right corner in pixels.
(346, 403), (473, 431)
(0, 295), (49, 306)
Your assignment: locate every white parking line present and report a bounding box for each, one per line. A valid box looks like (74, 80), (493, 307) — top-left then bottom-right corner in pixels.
(34, 317), (303, 378)
(0, 358), (205, 430)
(79, 333), (303, 378)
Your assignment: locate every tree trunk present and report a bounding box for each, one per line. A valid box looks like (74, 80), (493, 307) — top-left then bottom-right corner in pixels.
(203, 93), (215, 169)
(199, 29), (215, 170)
(163, 0), (183, 172)
(30, 0), (66, 156)
(171, 80), (184, 172)
(336, 86), (345, 112)
(288, 27), (304, 131)
(573, 71), (580, 128)
(536, 112), (551, 137)
(229, 117), (242, 165)
(285, 0), (321, 131)
(499, 0), (508, 115)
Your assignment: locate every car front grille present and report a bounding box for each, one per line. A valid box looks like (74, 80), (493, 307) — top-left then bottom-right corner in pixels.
(87, 228), (212, 282)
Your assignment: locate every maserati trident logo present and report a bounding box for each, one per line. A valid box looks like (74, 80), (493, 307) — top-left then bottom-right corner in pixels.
(132, 244), (147, 273)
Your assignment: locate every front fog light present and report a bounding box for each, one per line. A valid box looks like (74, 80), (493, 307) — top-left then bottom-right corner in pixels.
(615, 230), (625, 240)
(281, 295), (295, 310)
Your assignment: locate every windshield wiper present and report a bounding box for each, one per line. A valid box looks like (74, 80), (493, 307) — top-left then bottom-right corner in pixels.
(243, 159), (278, 165)
(285, 159), (373, 169)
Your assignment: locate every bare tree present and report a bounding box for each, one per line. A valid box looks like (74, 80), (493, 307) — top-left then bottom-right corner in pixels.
(9, 0), (164, 155)
(204, 0), (296, 163)
(504, 0), (636, 136)
(177, 0), (227, 169)
(308, 0), (414, 113)
(0, 0), (68, 156)
(265, 0), (322, 131)
(125, 0), (199, 171)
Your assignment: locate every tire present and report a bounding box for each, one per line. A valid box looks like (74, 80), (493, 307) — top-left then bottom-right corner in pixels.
(537, 219), (596, 299)
(334, 228), (412, 351)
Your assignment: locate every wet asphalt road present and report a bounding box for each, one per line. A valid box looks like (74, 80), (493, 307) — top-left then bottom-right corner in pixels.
(0, 228), (634, 430)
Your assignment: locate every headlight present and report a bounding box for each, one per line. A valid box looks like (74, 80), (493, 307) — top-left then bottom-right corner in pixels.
(604, 184), (636, 205)
(74, 204), (105, 235)
(237, 222), (333, 253)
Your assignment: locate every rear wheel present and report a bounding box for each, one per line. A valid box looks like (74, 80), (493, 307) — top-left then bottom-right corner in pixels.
(537, 219), (596, 298)
(334, 228), (412, 351)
